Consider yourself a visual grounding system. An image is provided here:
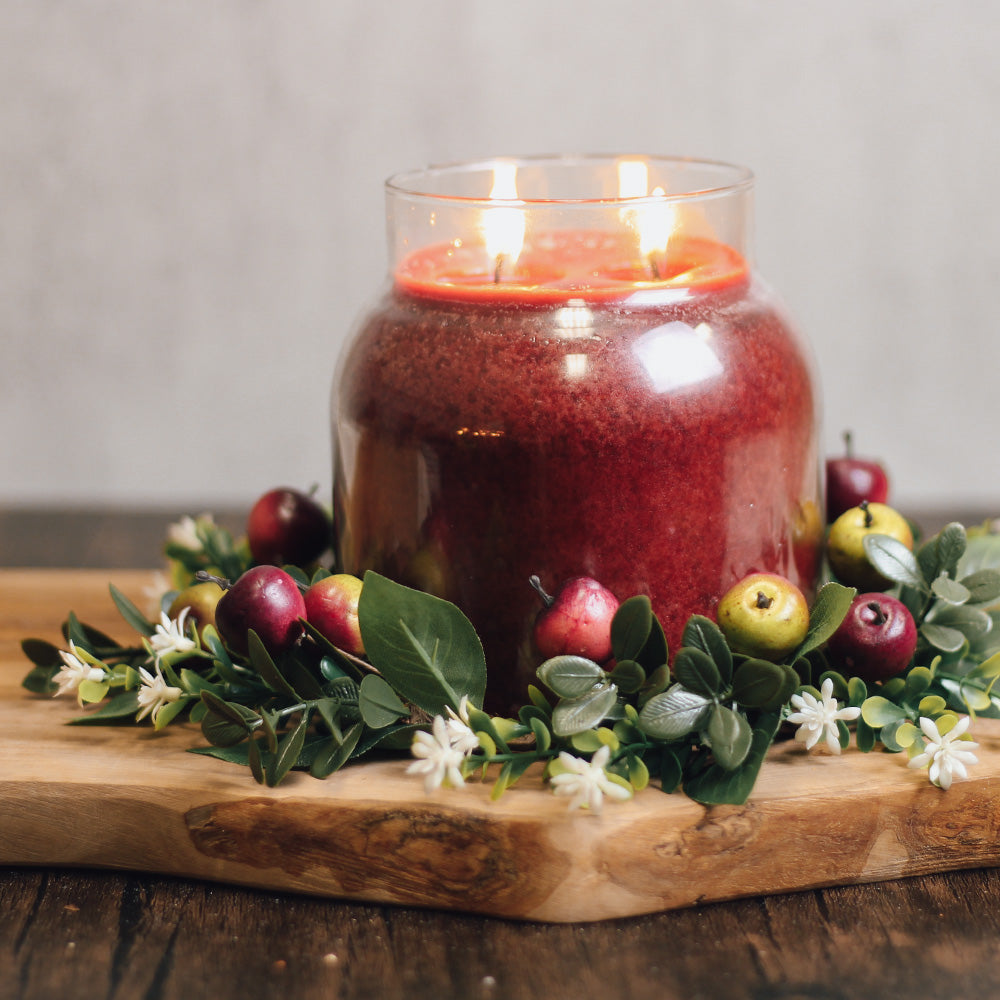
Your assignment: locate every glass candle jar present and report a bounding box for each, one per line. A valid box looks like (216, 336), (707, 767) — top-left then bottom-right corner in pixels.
(332, 155), (821, 715)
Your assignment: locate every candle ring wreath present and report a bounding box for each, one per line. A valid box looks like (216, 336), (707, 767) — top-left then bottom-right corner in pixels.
(20, 447), (1000, 812)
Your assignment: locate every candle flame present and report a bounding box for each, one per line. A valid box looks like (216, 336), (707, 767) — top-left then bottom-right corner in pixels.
(618, 161), (677, 278)
(482, 163), (525, 281)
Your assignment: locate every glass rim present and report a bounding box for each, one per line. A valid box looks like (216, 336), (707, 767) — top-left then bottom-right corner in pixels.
(385, 154), (755, 207)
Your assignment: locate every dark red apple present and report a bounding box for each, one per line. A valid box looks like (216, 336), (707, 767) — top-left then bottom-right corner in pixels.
(531, 575), (619, 662)
(304, 573), (365, 655)
(825, 432), (889, 523)
(826, 593), (917, 682)
(215, 565), (306, 656)
(246, 487), (330, 567)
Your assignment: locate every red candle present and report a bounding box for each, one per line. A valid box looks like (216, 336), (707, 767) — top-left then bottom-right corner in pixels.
(333, 157), (820, 715)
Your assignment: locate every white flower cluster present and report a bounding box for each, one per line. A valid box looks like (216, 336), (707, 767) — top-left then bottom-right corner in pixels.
(908, 715), (979, 790)
(406, 696), (479, 793)
(52, 643), (106, 699)
(786, 677), (861, 754)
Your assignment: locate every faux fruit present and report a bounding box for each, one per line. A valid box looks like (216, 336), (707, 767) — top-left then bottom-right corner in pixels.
(716, 572), (810, 660)
(167, 581), (224, 639)
(826, 500), (913, 591)
(827, 593), (917, 682)
(826, 431), (890, 522)
(531, 575), (619, 662)
(304, 574), (365, 656)
(246, 487), (330, 568)
(215, 565), (306, 656)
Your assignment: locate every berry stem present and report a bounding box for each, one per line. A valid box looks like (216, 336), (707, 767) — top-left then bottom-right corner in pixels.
(529, 575), (554, 608)
(194, 571), (232, 591)
(755, 591), (774, 610)
(866, 601), (887, 625)
(860, 499), (873, 528)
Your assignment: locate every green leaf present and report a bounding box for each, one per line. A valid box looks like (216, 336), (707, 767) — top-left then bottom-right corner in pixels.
(847, 675), (868, 707)
(68, 690), (141, 724)
(21, 664), (58, 695)
(627, 754), (650, 790)
(610, 595), (652, 662)
(968, 652), (1000, 680)
(731, 658), (790, 710)
(925, 604), (992, 640)
(856, 716), (876, 752)
(658, 748), (685, 793)
(681, 615), (732, 685)
(467, 706), (510, 753)
(672, 647), (722, 698)
(77, 678), (111, 704)
(960, 569), (1000, 606)
(20, 638), (63, 668)
(310, 721), (365, 778)
(682, 710), (781, 806)
(637, 684), (712, 741)
(109, 584), (156, 636)
(635, 614), (668, 672)
(199, 691), (260, 746)
(861, 696), (908, 727)
(152, 696), (189, 730)
(267, 716), (308, 786)
(491, 755), (537, 800)
(795, 582), (857, 659)
(537, 655), (605, 699)
(920, 523), (967, 583)
(609, 659), (645, 694)
(246, 631), (301, 699)
(862, 535), (926, 590)
(706, 704), (753, 770)
(961, 685), (993, 713)
(551, 683), (618, 737)
(358, 571), (486, 716)
(358, 674), (408, 728)
(903, 666), (933, 697)
(921, 623), (967, 653)
(931, 575), (971, 605)
(529, 715), (551, 752)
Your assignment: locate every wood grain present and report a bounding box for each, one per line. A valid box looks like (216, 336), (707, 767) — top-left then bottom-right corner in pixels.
(3, 569), (1000, 926)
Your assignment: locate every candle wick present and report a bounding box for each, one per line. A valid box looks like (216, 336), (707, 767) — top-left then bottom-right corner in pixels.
(648, 253), (661, 281)
(494, 254), (504, 285)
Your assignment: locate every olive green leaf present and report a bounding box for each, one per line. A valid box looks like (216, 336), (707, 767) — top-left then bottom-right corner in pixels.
(921, 623), (966, 653)
(862, 535), (926, 591)
(358, 571), (486, 716)
(860, 696), (909, 728)
(551, 683), (618, 737)
(960, 569), (1000, 606)
(672, 647), (722, 698)
(931, 575), (971, 606)
(359, 674), (408, 728)
(310, 721), (365, 778)
(537, 655), (605, 699)
(609, 659), (645, 694)
(68, 689), (141, 724)
(918, 523), (967, 584)
(267, 715), (309, 786)
(706, 704), (753, 770)
(681, 615), (733, 685)
(637, 684), (712, 741)
(794, 582), (856, 659)
(682, 710), (781, 805)
(109, 583), (156, 636)
(731, 658), (791, 710)
(611, 595), (652, 662)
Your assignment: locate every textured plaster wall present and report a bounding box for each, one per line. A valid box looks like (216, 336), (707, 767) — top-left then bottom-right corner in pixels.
(2, 0), (999, 509)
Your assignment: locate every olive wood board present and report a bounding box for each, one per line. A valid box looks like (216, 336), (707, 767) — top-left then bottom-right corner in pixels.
(2, 569), (1000, 924)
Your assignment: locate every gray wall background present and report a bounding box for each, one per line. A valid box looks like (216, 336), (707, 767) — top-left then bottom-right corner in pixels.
(3, 1), (998, 511)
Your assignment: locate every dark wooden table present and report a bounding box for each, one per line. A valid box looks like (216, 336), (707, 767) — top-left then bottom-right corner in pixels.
(3, 508), (1000, 1000)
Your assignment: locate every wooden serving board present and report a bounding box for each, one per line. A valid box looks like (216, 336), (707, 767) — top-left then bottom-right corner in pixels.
(2, 569), (1000, 923)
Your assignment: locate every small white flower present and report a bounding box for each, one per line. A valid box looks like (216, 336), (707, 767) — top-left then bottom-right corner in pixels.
(53, 643), (106, 698)
(445, 695), (481, 756)
(148, 607), (198, 664)
(787, 677), (861, 753)
(135, 665), (184, 725)
(407, 716), (467, 793)
(167, 513), (214, 551)
(549, 744), (633, 814)
(908, 715), (979, 790)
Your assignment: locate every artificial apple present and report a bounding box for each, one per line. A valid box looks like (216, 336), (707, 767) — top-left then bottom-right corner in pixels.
(167, 581), (224, 639)
(827, 593), (917, 682)
(531, 575), (619, 662)
(246, 487), (330, 568)
(825, 431), (889, 522)
(215, 565), (306, 656)
(826, 500), (913, 591)
(304, 573), (365, 656)
(716, 572), (810, 660)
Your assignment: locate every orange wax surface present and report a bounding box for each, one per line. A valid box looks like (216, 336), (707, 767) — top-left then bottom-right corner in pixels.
(394, 230), (749, 304)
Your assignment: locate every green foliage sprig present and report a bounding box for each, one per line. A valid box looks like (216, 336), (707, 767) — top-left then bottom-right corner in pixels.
(20, 513), (1000, 809)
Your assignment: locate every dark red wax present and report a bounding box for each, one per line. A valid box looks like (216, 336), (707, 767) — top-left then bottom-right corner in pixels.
(334, 260), (820, 715)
